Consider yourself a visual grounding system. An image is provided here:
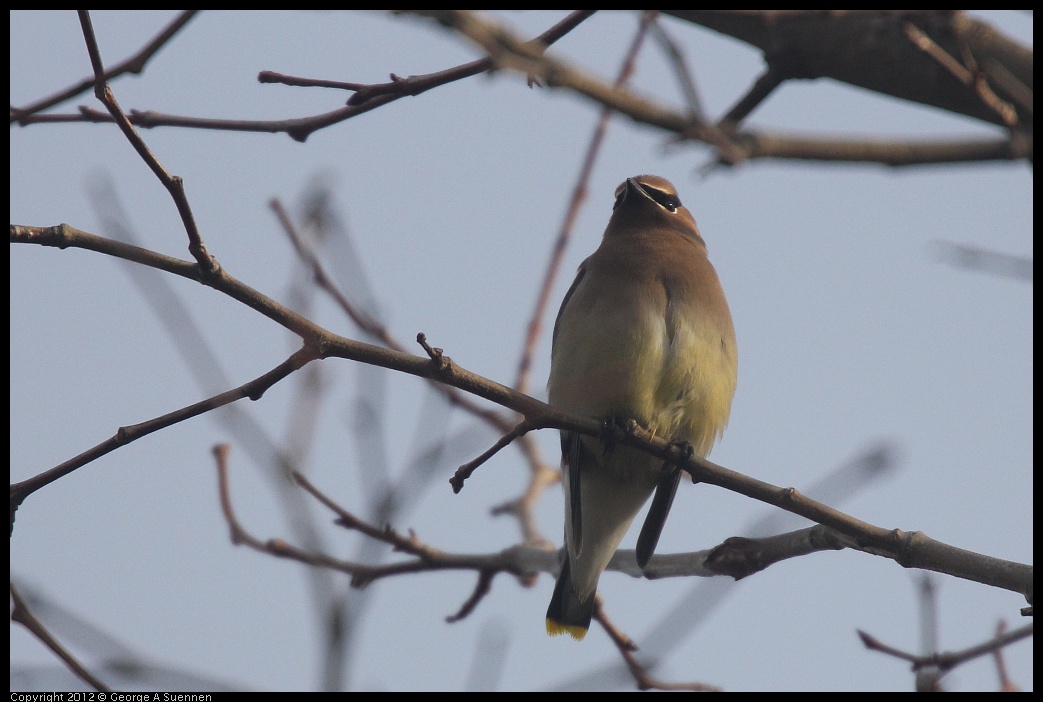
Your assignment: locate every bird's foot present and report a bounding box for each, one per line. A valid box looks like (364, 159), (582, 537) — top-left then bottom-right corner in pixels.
(600, 416), (638, 456)
(665, 440), (696, 481)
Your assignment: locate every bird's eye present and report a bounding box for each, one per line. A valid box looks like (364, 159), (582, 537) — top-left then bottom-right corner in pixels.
(645, 186), (681, 213)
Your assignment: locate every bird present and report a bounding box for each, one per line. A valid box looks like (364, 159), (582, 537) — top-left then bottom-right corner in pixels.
(545, 175), (737, 640)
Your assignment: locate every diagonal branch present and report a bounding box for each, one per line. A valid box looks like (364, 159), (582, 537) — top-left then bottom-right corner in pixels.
(10, 582), (113, 692)
(12, 222), (1033, 603)
(666, 10), (1032, 129)
(10, 346), (319, 531)
(514, 11), (653, 395)
(858, 621), (1033, 675)
(215, 446), (554, 594)
(10, 10), (199, 123)
(16, 11), (597, 144)
(76, 10), (218, 274)
(409, 10), (746, 163)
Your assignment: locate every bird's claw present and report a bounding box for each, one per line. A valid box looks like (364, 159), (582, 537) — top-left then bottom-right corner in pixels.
(600, 416), (637, 456)
(664, 440), (696, 481)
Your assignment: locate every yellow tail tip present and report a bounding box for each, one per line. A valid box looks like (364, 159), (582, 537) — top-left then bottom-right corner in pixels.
(546, 618), (588, 640)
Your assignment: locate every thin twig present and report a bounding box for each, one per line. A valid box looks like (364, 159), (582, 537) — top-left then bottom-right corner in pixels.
(215, 448), (551, 592)
(717, 67), (784, 130)
(76, 10), (218, 274)
(858, 622), (1033, 674)
(450, 418), (541, 493)
(17, 11), (597, 143)
(10, 583), (112, 692)
(514, 11), (652, 395)
(10, 347), (319, 531)
(446, 570), (498, 623)
(10, 10), (199, 123)
(933, 240), (1033, 281)
(992, 621), (1021, 692)
(647, 12), (705, 120)
(12, 224), (1034, 600)
(902, 21), (1017, 127)
(413, 10), (746, 163)
(594, 598), (720, 691)
(272, 198), (514, 431)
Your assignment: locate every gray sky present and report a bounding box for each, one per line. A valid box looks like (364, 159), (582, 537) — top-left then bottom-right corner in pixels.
(10, 10), (1032, 692)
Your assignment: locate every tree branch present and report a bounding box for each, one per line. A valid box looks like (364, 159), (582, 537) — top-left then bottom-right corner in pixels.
(11, 222), (1034, 603)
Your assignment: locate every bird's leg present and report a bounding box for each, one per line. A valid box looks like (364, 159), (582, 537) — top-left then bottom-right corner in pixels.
(666, 440), (697, 483)
(599, 416), (638, 457)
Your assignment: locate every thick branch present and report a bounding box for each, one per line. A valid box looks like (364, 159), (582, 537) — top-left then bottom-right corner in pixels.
(12, 223), (1032, 603)
(665, 10), (1032, 129)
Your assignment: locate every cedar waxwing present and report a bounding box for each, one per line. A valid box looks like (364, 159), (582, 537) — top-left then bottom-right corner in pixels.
(545, 175), (737, 640)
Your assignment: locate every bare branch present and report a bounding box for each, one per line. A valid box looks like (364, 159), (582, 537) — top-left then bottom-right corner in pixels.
(666, 10), (1032, 129)
(10, 582), (112, 693)
(992, 621), (1023, 692)
(215, 448), (553, 594)
(450, 418), (541, 493)
(934, 241), (1033, 281)
(446, 570), (498, 623)
(15, 12), (597, 144)
(410, 10), (746, 164)
(11, 223), (1033, 604)
(514, 12), (653, 395)
(859, 621), (1033, 676)
(76, 10), (218, 274)
(593, 598), (721, 691)
(730, 130), (1030, 167)
(902, 21), (1017, 127)
(10, 347), (319, 531)
(10, 10), (199, 123)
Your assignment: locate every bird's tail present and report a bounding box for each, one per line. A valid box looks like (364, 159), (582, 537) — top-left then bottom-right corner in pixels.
(545, 554), (595, 640)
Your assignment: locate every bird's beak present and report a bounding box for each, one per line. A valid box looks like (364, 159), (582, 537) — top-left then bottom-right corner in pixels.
(615, 177), (642, 209)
